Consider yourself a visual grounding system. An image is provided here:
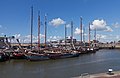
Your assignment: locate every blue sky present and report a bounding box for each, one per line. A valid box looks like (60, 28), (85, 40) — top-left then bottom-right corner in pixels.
(0, 0), (120, 43)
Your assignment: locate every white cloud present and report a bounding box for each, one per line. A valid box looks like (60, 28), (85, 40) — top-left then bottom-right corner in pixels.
(97, 34), (107, 40)
(14, 34), (21, 39)
(116, 35), (120, 40)
(11, 34), (45, 43)
(1, 33), (4, 35)
(84, 33), (87, 36)
(105, 26), (113, 32)
(96, 34), (120, 42)
(26, 35), (30, 38)
(66, 24), (71, 28)
(50, 36), (52, 39)
(49, 18), (65, 26)
(48, 36), (61, 41)
(25, 34), (45, 43)
(74, 27), (83, 35)
(113, 22), (120, 28)
(23, 39), (31, 43)
(114, 35), (120, 42)
(90, 19), (113, 32)
(0, 25), (2, 28)
(116, 35), (120, 39)
(40, 34), (45, 38)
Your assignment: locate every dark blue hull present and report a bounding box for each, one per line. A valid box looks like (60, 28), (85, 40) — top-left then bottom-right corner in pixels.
(49, 52), (80, 59)
(60, 53), (80, 58)
(25, 54), (49, 61)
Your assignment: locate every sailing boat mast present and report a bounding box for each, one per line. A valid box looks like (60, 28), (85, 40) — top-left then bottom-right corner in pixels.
(30, 6), (33, 50)
(65, 24), (67, 49)
(80, 17), (82, 43)
(38, 11), (40, 50)
(94, 28), (96, 41)
(44, 14), (47, 48)
(88, 23), (91, 48)
(83, 27), (85, 43)
(71, 21), (73, 46)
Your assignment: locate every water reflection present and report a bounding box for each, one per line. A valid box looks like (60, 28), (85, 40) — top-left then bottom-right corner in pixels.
(0, 49), (120, 78)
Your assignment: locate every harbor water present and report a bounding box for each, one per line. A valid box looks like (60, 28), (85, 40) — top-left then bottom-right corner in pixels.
(0, 49), (120, 78)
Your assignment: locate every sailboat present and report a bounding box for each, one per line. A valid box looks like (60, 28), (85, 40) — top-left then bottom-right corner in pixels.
(86, 23), (96, 53)
(47, 22), (80, 59)
(11, 39), (26, 59)
(25, 8), (49, 61)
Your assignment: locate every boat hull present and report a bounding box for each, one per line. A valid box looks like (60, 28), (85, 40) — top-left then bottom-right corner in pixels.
(49, 52), (80, 59)
(0, 53), (9, 62)
(12, 53), (26, 59)
(60, 53), (80, 58)
(25, 53), (49, 61)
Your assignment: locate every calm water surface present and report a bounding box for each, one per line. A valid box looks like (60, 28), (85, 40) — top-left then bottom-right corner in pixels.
(0, 49), (120, 78)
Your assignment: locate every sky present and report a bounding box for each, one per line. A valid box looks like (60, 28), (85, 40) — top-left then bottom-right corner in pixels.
(0, 0), (120, 43)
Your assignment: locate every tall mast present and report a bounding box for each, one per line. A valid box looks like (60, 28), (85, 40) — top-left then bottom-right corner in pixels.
(88, 23), (91, 48)
(65, 24), (67, 48)
(30, 6), (33, 50)
(44, 14), (47, 48)
(94, 28), (96, 41)
(80, 17), (82, 43)
(83, 27), (85, 43)
(71, 21), (73, 45)
(38, 11), (40, 50)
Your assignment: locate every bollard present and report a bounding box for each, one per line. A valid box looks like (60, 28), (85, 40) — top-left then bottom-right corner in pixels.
(108, 68), (113, 75)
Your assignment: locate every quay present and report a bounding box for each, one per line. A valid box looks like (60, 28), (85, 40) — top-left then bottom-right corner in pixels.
(10, 42), (120, 49)
(72, 71), (120, 78)
(0, 36), (120, 49)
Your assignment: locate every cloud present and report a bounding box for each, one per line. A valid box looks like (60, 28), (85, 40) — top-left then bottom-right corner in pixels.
(40, 34), (45, 38)
(49, 36), (61, 41)
(49, 18), (66, 26)
(90, 19), (113, 32)
(97, 34), (107, 40)
(115, 35), (120, 41)
(113, 22), (120, 28)
(23, 39), (30, 43)
(0, 25), (2, 28)
(96, 34), (120, 42)
(105, 26), (113, 32)
(11, 34), (45, 43)
(24, 34), (45, 43)
(1, 33), (4, 35)
(74, 27), (83, 35)
(14, 34), (21, 39)
(96, 34), (109, 42)
(66, 24), (71, 28)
